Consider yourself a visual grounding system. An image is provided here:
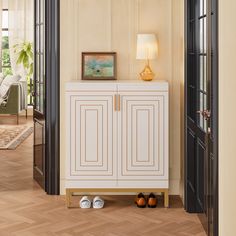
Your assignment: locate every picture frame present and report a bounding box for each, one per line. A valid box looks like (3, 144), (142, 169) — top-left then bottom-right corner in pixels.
(82, 52), (117, 80)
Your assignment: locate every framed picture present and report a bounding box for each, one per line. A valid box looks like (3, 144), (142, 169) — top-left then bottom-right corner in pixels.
(82, 52), (117, 80)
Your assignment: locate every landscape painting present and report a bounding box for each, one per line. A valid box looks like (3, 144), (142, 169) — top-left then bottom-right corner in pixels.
(82, 52), (117, 80)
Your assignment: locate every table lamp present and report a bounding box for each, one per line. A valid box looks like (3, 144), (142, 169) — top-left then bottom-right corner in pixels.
(136, 34), (158, 81)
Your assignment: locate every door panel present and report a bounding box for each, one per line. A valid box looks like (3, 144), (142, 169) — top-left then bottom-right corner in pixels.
(118, 93), (168, 180)
(185, 0), (218, 235)
(196, 138), (206, 212)
(34, 0), (46, 189)
(33, 119), (45, 188)
(186, 129), (197, 213)
(186, 0), (207, 215)
(67, 93), (116, 180)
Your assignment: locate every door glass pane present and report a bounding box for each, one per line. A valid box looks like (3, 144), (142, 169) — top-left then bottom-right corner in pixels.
(203, 56), (207, 92)
(199, 92), (204, 129)
(36, 0), (40, 24)
(200, 0), (204, 16)
(200, 56), (204, 90)
(199, 18), (204, 53)
(35, 0), (45, 114)
(40, 55), (44, 83)
(204, 18), (207, 53)
(198, 10), (207, 132)
(36, 26), (40, 52)
(40, 25), (44, 53)
(204, 94), (207, 131)
(204, 0), (207, 15)
(199, 18), (206, 54)
(39, 83), (44, 113)
(40, 0), (44, 24)
(36, 83), (40, 111)
(36, 54), (40, 82)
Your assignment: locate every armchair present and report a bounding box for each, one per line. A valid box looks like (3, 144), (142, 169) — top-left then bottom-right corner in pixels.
(0, 81), (28, 124)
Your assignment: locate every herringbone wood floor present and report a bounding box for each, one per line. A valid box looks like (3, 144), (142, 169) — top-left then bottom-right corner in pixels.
(0, 117), (206, 236)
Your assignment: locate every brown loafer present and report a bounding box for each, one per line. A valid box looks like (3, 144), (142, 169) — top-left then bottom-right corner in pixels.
(147, 193), (157, 208)
(135, 193), (146, 208)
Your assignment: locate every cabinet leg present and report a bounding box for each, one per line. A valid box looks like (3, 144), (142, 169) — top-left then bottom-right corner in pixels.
(66, 189), (72, 208)
(164, 190), (169, 208)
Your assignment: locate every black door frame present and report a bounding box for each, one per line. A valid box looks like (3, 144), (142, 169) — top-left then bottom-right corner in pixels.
(45, 0), (60, 195)
(184, 0), (218, 235)
(210, 0), (219, 234)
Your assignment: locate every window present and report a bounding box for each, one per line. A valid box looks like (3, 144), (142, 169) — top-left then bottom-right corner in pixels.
(2, 9), (12, 76)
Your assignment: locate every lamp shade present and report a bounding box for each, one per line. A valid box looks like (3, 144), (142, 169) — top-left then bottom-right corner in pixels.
(136, 34), (158, 60)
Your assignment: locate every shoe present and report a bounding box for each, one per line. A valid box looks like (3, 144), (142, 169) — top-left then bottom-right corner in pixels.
(147, 193), (157, 208)
(93, 196), (104, 209)
(80, 196), (92, 208)
(135, 193), (146, 208)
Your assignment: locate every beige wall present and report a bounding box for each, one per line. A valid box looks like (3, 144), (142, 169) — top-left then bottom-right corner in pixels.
(60, 0), (184, 195)
(219, 0), (236, 235)
(171, 0), (185, 200)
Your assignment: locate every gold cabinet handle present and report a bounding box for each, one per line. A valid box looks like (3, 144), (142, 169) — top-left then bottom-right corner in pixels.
(117, 95), (120, 111)
(114, 94), (121, 111)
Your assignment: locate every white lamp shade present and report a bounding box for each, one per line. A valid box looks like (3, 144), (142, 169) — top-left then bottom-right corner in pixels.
(136, 34), (158, 60)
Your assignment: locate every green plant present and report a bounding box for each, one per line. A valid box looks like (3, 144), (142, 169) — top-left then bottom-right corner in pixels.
(2, 36), (9, 49)
(14, 41), (34, 82)
(14, 42), (34, 104)
(2, 35), (13, 77)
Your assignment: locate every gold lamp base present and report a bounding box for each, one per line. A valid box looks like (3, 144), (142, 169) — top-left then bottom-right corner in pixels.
(139, 61), (155, 81)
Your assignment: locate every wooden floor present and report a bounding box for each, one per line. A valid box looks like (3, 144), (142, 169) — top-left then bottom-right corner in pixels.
(0, 116), (206, 236)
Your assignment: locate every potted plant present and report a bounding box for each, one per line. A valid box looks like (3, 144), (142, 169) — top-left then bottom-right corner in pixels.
(14, 41), (34, 103)
(14, 41), (34, 80)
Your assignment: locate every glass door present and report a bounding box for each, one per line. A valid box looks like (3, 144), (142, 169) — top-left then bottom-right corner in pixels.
(33, 0), (46, 189)
(185, 0), (218, 235)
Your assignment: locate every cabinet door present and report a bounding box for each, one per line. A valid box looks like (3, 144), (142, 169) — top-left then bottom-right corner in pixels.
(118, 92), (168, 183)
(67, 92), (117, 181)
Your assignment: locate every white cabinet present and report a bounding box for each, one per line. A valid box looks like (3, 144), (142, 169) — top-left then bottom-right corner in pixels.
(65, 81), (169, 206)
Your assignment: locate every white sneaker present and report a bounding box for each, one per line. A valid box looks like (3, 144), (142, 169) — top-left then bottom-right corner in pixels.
(93, 196), (104, 209)
(80, 196), (91, 209)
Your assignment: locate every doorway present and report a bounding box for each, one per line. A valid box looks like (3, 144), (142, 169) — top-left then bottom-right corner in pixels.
(185, 0), (218, 236)
(0, 0), (60, 195)
(34, 0), (60, 194)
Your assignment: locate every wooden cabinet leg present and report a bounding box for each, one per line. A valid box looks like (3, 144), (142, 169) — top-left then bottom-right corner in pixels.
(164, 190), (169, 208)
(66, 189), (72, 208)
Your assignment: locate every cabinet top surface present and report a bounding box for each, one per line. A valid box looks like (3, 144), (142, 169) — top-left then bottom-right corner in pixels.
(66, 79), (168, 84)
(66, 80), (169, 91)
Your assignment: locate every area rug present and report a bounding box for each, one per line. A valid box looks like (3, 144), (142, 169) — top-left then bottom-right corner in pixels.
(0, 125), (33, 150)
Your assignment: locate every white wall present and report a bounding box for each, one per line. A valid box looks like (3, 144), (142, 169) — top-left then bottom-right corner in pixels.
(60, 0), (184, 195)
(219, 0), (236, 235)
